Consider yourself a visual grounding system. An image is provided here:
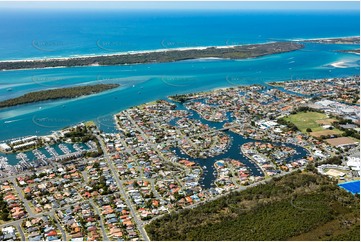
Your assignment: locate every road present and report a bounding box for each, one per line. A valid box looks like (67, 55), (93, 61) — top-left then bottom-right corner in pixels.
(9, 177), (35, 217)
(89, 199), (109, 241)
(52, 213), (67, 241)
(16, 223), (25, 241)
(95, 133), (150, 241)
(0, 119), (307, 241)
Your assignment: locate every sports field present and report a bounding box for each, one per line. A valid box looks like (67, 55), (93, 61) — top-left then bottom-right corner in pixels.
(284, 112), (341, 134)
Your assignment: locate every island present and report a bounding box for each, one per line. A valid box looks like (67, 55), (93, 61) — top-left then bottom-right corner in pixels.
(0, 42), (303, 70)
(0, 83), (119, 108)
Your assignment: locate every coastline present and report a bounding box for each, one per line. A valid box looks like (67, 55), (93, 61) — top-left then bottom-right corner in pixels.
(288, 35), (360, 42)
(0, 35), (358, 64)
(0, 42), (303, 71)
(0, 43), (269, 63)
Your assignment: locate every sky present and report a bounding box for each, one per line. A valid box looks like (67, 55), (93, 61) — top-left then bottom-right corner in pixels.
(0, 1), (359, 11)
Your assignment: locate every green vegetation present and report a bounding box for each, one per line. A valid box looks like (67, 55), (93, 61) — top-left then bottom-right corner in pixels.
(0, 84), (119, 108)
(145, 171), (360, 241)
(0, 194), (10, 222)
(317, 155), (343, 165)
(277, 118), (299, 132)
(0, 42), (303, 70)
(332, 120), (360, 140)
(285, 111), (331, 132)
(62, 125), (103, 157)
(169, 94), (193, 103)
(284, 111), (343, 136)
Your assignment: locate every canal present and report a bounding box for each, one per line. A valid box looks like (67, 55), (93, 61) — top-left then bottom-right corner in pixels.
(168, 98), (309, 189)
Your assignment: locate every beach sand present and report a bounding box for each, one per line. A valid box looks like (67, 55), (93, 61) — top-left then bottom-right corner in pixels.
(330, 61), (348, 68)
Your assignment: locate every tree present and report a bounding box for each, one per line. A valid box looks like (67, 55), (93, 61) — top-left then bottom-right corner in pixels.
(306, 128), (312, 132)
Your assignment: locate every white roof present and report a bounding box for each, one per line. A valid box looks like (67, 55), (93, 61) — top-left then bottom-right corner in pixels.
(2, 226), (15, 234)
(347, 157), (360, 170)
(316, 100), (335, 107)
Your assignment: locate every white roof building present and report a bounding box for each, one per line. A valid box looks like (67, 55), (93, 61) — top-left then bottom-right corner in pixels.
(315, 100), (335, 107)
(347, 157), (361, 176)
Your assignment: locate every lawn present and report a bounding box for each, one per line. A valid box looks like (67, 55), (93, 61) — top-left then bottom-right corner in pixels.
(284, 112), (340, 134)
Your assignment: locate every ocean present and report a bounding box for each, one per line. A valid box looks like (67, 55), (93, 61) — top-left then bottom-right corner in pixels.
(0, 9), (359, 141)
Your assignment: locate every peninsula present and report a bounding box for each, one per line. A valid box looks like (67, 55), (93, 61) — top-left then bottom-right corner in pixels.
(303, 36), (360, 44)
(0, 42), (303, 70)
(0, 83), (119, 108)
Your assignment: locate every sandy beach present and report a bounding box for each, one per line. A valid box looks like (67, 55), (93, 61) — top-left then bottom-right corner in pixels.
(0, 42), (277, 63)
(330, 61), (348, 68)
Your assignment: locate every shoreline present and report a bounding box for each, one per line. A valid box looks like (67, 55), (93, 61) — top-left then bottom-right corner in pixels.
(0, 42), (303, 71)
(288, 35), (360, 42)
(1, 75), (358, 142)
(330, 61), (348, 68)
(0, 43), (270, 63)
(0, 83), (120, 109)
(0, 35), (358, 64)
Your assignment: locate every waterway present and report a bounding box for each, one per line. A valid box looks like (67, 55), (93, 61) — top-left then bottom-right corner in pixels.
(0, 142), (91, 166)
(169, 99), (308, 189)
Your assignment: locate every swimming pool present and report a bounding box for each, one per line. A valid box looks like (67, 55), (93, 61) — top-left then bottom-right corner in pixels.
(338, 180), (360, 194)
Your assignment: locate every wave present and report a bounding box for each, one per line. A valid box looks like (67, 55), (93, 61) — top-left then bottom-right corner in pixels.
(328, 60), (360, 68)
(0, 41), (277, 63)
(4, 119), (22, 124)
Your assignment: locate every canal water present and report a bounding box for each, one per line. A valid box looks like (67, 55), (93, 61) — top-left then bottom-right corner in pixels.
(1, 142), (91, 166)
(169, 99), (308, 189)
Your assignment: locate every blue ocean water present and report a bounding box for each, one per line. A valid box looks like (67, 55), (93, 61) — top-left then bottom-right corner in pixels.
(0, 10), (359, 60)
(0, 10), (359, 141)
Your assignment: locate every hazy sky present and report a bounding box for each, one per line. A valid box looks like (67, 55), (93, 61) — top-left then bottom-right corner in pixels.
(0, 1), (359, 11)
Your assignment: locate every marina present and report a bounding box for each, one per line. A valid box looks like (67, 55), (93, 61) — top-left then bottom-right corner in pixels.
(0, 142), (94, 169)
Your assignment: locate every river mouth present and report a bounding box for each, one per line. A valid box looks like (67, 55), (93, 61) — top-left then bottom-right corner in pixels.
(168, 98), (308, 189)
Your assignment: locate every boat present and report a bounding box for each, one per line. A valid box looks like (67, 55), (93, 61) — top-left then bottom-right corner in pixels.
(202, 166), (207, 169)
(59, 144), (71, 154)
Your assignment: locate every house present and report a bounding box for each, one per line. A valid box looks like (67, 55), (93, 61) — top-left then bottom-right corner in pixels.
(107, 217), (118, 224)
(46, 230), (58, 237)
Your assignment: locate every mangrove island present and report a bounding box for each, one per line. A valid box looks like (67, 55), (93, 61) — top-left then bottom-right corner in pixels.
(0, 83), (120, 108)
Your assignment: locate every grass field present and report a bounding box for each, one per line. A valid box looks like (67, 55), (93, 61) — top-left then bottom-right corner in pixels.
(284, 112), (341, 134)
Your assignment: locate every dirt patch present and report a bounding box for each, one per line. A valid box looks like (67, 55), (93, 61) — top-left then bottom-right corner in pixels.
(310, 130), (341, 138)
(316, 119), (337, 125)
(326, 137), (359, 146)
